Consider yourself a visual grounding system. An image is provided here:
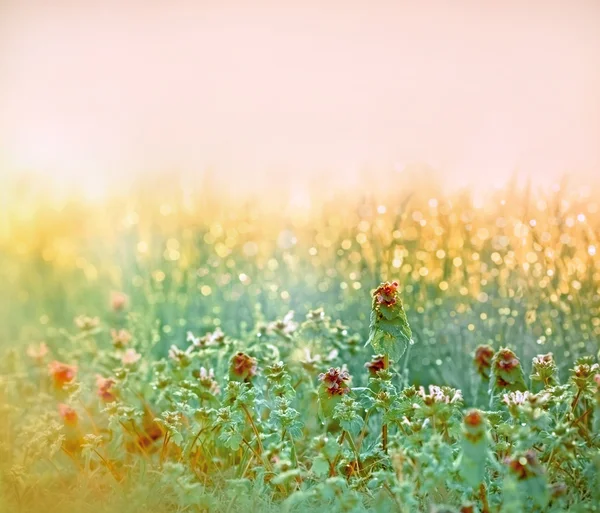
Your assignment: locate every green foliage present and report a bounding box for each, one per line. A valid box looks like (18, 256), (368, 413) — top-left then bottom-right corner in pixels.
(367, 281), (413, 362)
(2, 183), (600, 512)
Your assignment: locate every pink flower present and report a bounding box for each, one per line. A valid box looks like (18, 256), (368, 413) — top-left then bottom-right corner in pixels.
(111, 291), (128, 311)
(27, 342), (49, 363)
(121, 349), (141, 365)
(48, 361), (77, 388)
(58, 403), (78, 426)
(318, 367), (351, 396)
(111, 329), (132, 348)
(96, 375), (116, 402)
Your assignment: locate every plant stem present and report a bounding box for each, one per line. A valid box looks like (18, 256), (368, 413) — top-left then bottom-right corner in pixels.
(241, 404), (263, 455)
(382, 353), (389, 453)
(345, 431), (361, 472)
(479, 483), (490, 513)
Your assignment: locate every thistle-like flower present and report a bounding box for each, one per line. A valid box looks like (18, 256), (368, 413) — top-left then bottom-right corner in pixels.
(48, 361), (77, 389)
(473, 345), (495, 380)
(111, 329), (132, 349)
(530, 353), (558, 391)
(317, 367), (352, 428)
(195, 367), (220, 394)
(367, 281), (412, 361)
(229, 352), (258, 382)
(318, 367), (351, 397)
(187, 327), (225, 349)
(26, 342), (49, 363)
(111, 291), (128, 311)
(364, 354), (387, 376)
(96, 375), (116, 402)
(74, 315), (100, 331)
(456, 409), (490, 488)
(489, 348), (527, 401)
(121, 348), (141, 366)
(58, 403), (78, 427)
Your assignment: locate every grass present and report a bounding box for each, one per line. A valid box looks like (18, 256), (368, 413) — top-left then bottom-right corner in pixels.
(0, 174), (599, 512)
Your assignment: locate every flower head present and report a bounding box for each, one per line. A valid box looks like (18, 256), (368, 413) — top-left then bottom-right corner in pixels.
(418, 385), (463, 405)
(168, 345), (193, 366)
(74, 315), (100, 331)
(187, 327), (225, 348)
(27, 342), (49, 363)
(489, 348), (527, 396)
(367, 280), (412, 361)
(48, 361), (77, 388)
(121, 348), (141, 366)
(268, 310), (298, 335)
(364, 354), (387, 376)
(505, 450), (544, 480)
(195, 367), (220, 394)
(374, 280), (399, 306)
(318, 367), (351, 396)
(111, 329), (132, 349)
(111, 291), (128, 311)
(58, 403), (78, 426)
(229, 352), (258, 381)
(473, 345), (495, 379)
(96, 375), (116, 402)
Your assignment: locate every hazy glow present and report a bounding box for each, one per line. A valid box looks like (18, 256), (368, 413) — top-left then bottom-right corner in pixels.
(1, 0), (599, 191)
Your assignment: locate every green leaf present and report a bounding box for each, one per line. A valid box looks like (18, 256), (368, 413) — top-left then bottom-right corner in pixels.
(312, 455), (330, 477)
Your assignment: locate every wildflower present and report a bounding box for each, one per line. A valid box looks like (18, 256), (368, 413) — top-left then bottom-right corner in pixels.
(364, 354), (387, 376)
(168, 345), (192, 367)
(187, 327), (225, 348)
(58, 403), (78, 427)
(367, 280), (412, 361)
(502, 390), (530, 407)
(318, 367), (351, 397)
(26, 342), (49, 363)
(111, 291), (128, 311)
(48, 360), (77, 388)
(473, 345), (495, 379)
(74, 315), (100, 331)
(298, 347), (337, 373)
(96, 375), (116, 402)
(418, 385), (462, 405)
(229, 352), (258, 382)
(195, 367), (220, 394)
(306, 308), (326, 322)
(111, 329), (132, 349)
(571, 358), (600, 388)
(505, 450), (544, 480)
(489, 348), (527, 399)
(317, 367), (352, 428)
(456, 409), (489, 488)
(530, 352), (558, 390)
(268, 310), (298, 335)
(121, 348), (141, 366)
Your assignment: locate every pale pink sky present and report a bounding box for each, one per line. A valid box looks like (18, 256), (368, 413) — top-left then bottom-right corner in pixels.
(0, 0), (599, 192)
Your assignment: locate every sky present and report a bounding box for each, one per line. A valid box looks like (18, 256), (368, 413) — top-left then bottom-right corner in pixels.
(0, 0), (599, 193)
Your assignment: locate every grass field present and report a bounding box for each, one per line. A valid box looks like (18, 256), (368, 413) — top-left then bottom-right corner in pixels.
(1, 174), (599, 512)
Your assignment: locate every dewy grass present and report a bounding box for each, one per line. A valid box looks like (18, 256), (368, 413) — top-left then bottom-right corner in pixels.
(1, 179), (600, 512)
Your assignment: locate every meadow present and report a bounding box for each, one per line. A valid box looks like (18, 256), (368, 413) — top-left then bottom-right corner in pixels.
(1, 172), (599, 512)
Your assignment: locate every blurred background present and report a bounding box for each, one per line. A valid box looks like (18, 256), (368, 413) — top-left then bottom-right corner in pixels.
(1, 0), (599, 392)
(1, 0), (599, 195)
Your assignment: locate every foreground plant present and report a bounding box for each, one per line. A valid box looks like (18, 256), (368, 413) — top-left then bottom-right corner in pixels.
(367, 280), (412, 452)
